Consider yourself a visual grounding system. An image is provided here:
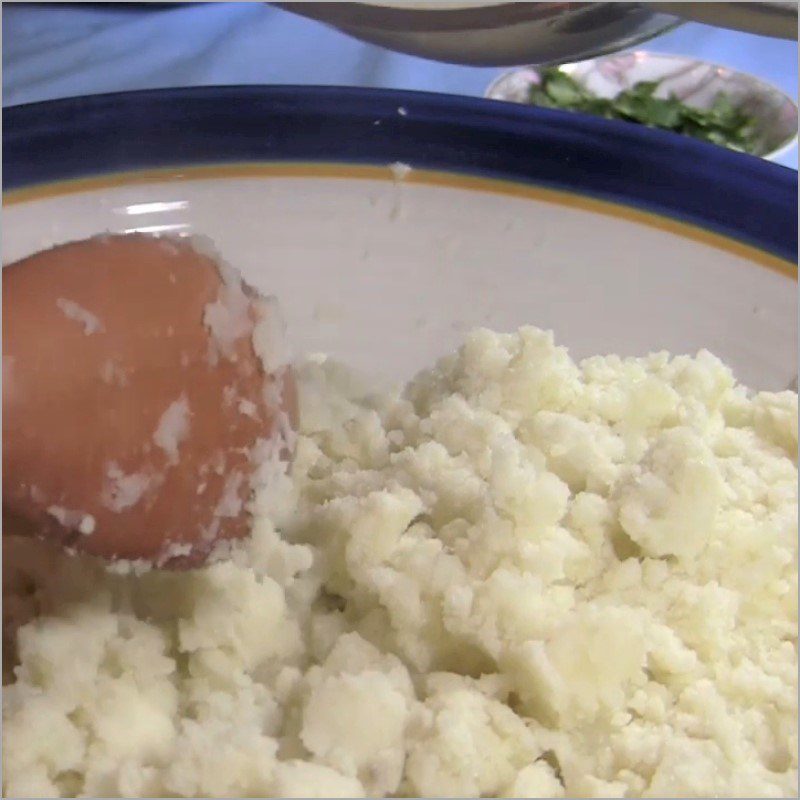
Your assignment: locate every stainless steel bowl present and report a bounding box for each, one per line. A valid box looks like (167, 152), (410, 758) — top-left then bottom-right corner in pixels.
(276, 2), (797, 68)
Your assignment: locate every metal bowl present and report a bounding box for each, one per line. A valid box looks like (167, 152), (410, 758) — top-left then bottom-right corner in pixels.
(276, 2), (797, 68)
(276, 2), (681, 67)
(486, 52), (799, 161)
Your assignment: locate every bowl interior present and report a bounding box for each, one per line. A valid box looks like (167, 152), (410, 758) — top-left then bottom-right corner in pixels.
(4, 165), (796, 391)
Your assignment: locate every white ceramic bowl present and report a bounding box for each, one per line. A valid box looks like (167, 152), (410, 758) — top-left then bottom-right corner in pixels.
(486, 52), (799, 161)
(4, 87), (797, 391)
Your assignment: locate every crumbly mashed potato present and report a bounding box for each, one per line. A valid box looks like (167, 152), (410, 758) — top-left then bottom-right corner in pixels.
(3, 327), (797, 798)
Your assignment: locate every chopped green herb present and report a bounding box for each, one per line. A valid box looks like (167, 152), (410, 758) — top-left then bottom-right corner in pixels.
(527, 68), (763, 154)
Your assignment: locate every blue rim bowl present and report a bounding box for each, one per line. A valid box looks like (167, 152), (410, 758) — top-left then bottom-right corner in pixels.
(3, 86), (797, 263)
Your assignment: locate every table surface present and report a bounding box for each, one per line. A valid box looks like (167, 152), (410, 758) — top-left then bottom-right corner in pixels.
(3, 2), (798, 170)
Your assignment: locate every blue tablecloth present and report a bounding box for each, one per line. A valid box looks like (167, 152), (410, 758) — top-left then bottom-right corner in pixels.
(3, 2), (798, 169)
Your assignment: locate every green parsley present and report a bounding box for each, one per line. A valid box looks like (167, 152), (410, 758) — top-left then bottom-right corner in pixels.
(528, 67), (763, 154)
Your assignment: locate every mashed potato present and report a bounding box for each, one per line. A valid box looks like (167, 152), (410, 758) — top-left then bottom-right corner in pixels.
(3, 327), (797, 798)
